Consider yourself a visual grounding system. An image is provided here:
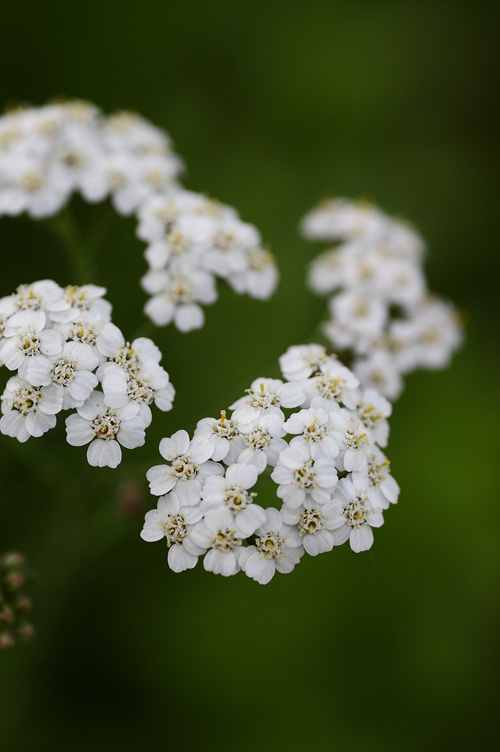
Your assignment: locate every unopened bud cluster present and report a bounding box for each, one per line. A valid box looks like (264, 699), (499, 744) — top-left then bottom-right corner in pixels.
(301, 198), (463, 399)
(0, 101), (279, 332)
(0, 280), (174, 467)
(0, 551), (34, 650)
(142, 344), (399, 584)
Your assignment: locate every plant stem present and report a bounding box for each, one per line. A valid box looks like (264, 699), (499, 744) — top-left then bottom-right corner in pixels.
(43, 205), (102, 285)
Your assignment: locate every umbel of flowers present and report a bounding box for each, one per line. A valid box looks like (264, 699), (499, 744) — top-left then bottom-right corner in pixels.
(301, 198), (463, 399)
(0, 101), (279, 332)
(0, 551), (34, 650)
(141, 344), (399, 584)
(0, 279), (174, 467)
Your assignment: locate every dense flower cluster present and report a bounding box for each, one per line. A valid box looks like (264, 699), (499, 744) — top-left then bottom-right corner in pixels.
(141, 344), (399, 583)
(0, 101), (182, 218)
(0, 101), (279, 332)
(301, 198), (463, 398)
(138, 189), (279, 331)
(0, 551), (34, 650)
(0, 279), (174, 467)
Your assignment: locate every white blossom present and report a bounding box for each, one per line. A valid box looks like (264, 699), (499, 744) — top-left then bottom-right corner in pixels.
(230, 377), (305, 425)
(201, 463), (266, 536)
(279, 343), (329, 382)
(330, 477), (384, 552)
(190, 508), (245, 577)
(239, 508), (303, 585)
(0, 310), (61, 372)
(140, 492), (205, 573)
(271, 442), (338, 508)
(65, 390), (145, 468)
(283, 407), (339, 460)
(303, 358), (360, 411)
(237, 412), (287, 473)
(1, 376), (63, 441)
(281, 498), (345, 556)
(25, 341), (98, 409)
(352, 448), (400, 510)
(146, 429), (223, 504)
(194, 410), (245, 463)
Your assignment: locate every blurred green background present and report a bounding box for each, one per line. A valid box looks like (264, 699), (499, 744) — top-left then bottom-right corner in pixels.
(1, 1), (499, 750)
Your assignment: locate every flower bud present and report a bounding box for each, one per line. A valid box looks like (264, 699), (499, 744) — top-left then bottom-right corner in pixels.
(0, 606), (14, 625)
(0, 632), (15, 650)
(1, 552), (25, 570)
(3, 571), (24, 592)
(17, 622), (35, 641)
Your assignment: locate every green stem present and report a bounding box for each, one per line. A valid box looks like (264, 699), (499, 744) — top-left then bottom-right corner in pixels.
(42, 204), (112, 285)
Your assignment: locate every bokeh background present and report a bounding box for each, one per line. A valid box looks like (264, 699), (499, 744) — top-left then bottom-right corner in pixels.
(1, 1), (499, 750)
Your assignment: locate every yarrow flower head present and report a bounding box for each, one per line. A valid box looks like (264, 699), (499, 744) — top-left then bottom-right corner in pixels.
(141, 344), (399, 582)
(0, 100), (280, 334)
(300, 197), (464, 399)
(0, 279), (174, 467)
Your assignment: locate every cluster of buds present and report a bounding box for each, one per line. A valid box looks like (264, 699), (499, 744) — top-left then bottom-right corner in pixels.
(0, 551), (34, 650)
(301, 198), (463, 399)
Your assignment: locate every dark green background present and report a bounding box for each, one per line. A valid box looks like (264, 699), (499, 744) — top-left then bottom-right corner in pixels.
(1, 2), (499, 750)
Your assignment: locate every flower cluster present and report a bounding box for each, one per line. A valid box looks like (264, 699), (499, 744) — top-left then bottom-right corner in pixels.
(0, 551), (34, 650)
(141, 343), (399, 584)
(138, 189), (279, 331)
(0, 100), (279, 332)
(0, 279), (174, 467)
(0, 101), (182, 218)
(301, 198), (463, 399)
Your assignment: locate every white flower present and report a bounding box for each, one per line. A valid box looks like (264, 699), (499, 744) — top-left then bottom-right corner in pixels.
(202, 216), (261, 279)
(56, 310), (112, 363)
(101, 361), (173, 427)
(303, 358), (360, 411)
(327, 291), (387, 344)
(140, 492), (205, 573)
(0, 376), (63, 441)
(391, 297), (463, 371)
(307, 247), (346, 295)
(142, 267), (217, 331)
(355, 388), (392, 448)
(279, 344), (329, 382)
(328, 408), (370, 473)
(190, 508), (245, 577)
(136, 189), (224, 243)
(0, 310), (61, 372)
(281, 498), (345, 556)
(97, 328), (173, 425)
(0, 279), (64, 318)
(194, 410), (245, 464)
(230, 377), (305, 425)
(353, 350), (403, 401)
(239, 508), (304, 585)
(300, 198), (390, 243)
(146, 429), (223, 504)
(96, 325), (162, 367)
(283, 407), (339, 460)
(228, 247), (279, 300)
(201, 463), (266, 536)
(46, 284), (111, 324)
(352, 448), (400, 510)
(271, 442), (338, 508)
(237, 412), (287, 473)
(65, 391), (145, 468)
(330, 477), (384, 552)
(25, 341), (98, 409)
